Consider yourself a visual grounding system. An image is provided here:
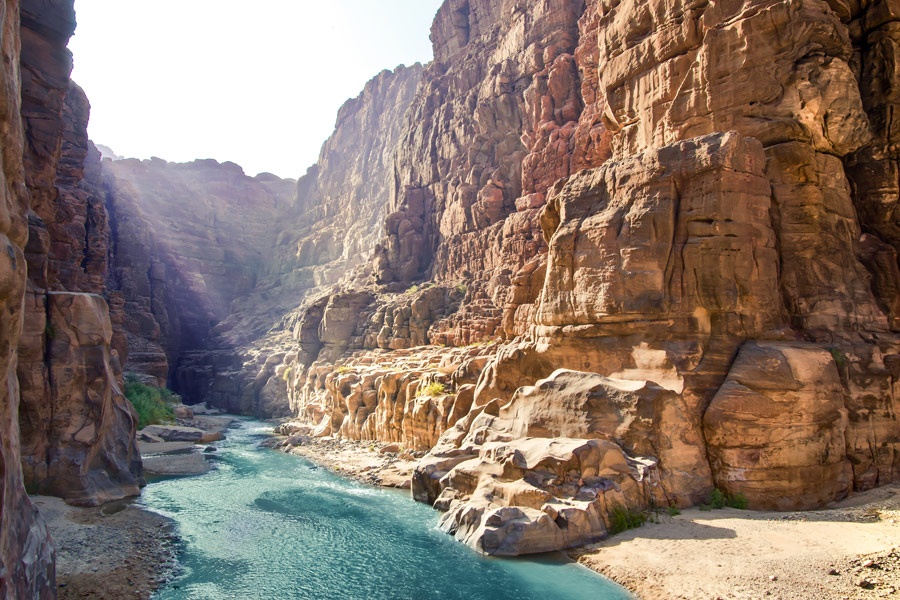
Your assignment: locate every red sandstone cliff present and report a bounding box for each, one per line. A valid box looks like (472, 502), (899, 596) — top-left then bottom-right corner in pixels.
(3, 0), (898, 586)
(269, 0), (900, 555)
(17, 0), (141, 508)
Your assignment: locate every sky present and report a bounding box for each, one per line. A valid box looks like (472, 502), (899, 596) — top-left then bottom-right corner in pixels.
(69, 1), (444, 179)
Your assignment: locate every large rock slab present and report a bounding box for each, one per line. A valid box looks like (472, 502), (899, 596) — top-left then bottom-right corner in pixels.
(140, 424), (205, 443)
(22, 292), (143, 506)
(704, 342), (854, 510)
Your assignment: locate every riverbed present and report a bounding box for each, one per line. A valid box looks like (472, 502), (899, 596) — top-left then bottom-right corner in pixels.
(143, 418), (631, 600)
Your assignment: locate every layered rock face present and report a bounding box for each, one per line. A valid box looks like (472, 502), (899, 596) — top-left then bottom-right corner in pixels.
(107, 65), (424, 414)
(16, 0), (143, 509)
(1, 0), (56, 596)
(269, 0), (900, 556)
(102, 155), (296, 396)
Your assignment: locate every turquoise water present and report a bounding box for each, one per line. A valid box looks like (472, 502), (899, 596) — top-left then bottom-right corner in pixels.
(145, 419), (631, 600)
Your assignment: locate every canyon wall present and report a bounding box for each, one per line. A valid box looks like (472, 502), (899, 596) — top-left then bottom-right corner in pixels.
(17, 0), (141, 509)
(13, 0), (891, 566)
(102, 155), (296, 394)
(267, 0), (900, 555)
(100, 65), (424, 417)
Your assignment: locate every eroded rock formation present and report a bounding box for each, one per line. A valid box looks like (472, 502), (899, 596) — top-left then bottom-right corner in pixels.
(2, 0), (58, 596)
(17, 0), (893, 565)
(17, 0), (142, 509)
(102, 156), (296, 392)
(267, 0), (900, 556)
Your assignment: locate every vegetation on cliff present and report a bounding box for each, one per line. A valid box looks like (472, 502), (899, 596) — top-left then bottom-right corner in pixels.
(124, 376), (179, 429)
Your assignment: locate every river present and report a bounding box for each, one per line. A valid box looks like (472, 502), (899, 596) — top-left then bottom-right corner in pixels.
(144, 418), (632, 600)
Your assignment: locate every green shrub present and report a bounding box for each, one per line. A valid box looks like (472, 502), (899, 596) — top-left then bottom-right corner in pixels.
(708, 488), (749, 510)
(282, 366), (293, 381)
(609, 504), (646, 535)
(417, 381), (446, 397)
(828, 347), (848, 368)
(124, 376), (177, 430)
(698, 504), (712, 511)
(710, 488), (727, 509)
(336, 365), (352, 374)
(455, 283), (467, 295)
(667, 506), (681, 517)
(727, 492), (748, 510)
(407, 284), (419, 294)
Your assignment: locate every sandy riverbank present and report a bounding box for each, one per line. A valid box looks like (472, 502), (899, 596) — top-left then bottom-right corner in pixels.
(573, 484), (900, 600)
(273, 431), (900, 600)
(275, 434), (420, 489)
(32, 496), (178, 600)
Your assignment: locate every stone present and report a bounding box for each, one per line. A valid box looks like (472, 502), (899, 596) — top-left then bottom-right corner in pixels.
(21, 293), (143, 506)
(142, 453), (211, 477)
(704, 342), (853, 510)
(199, 431), (225, 444)
(140, 425), (204, 443)
(173, 405), (194, 419)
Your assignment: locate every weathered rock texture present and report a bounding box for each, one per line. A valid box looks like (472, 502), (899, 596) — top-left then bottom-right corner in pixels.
(65, 0), (900, 560)
(100, 65), (424, 416)
(102, 156), (296, 392)
(15, 0), (143, 510)
(1, 0), (57, 596)
(264, 0), (900, 556)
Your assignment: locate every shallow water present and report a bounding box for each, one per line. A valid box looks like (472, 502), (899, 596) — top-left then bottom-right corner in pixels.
(145, 418), (631, 600)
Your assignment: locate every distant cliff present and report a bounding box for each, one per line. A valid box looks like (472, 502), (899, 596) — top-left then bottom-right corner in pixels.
(99, 64), (424, 416)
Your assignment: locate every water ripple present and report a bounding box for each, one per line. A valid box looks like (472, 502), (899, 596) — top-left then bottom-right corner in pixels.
(146, 418), (631, 600)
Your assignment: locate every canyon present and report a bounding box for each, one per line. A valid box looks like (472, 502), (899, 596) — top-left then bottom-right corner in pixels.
(1, 0), (900, 597)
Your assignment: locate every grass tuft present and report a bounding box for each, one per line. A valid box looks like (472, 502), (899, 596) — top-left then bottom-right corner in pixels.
(609, 503), (646, 535)
(828, 347), (848, 368)
(417, 381), (446, 398)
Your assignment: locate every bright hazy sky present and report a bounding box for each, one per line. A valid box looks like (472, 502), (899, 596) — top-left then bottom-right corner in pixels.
(69, 1), (444, 179)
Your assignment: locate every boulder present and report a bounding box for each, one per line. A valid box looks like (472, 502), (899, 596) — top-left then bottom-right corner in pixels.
(140, 425), (205, 443)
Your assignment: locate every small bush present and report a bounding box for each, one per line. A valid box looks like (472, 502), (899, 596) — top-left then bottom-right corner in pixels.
(828, 347), (848, 368)
(418, 381), (446, 397)
(407, 284), (420, 294)
(609, 504), (646, 535)
(667, 506), (681, 517)
(455, 283), (467, 295)
(282, 367), (293, 382)
(124, 376), (177, 429)
(336, 365), (352, 374)
(727, 492), (749, 510)
(710, 488), (727, 509)
(698, 504), (712, 511)
(708, 488), (749, 510)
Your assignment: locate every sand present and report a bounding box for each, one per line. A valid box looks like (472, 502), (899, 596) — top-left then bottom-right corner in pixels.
(32, 496), (178, 600)
(573, 485), (900, 600)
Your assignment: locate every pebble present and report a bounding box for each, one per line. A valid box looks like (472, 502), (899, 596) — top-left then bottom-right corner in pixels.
(827, 568), (840, 576)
